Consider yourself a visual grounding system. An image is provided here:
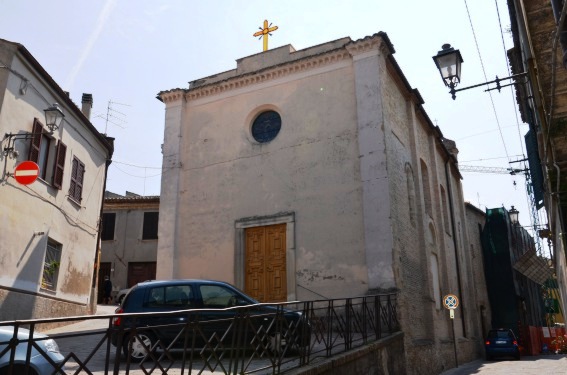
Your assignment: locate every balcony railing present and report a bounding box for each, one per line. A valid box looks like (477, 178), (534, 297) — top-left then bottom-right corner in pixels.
(0, 293), (398, 374)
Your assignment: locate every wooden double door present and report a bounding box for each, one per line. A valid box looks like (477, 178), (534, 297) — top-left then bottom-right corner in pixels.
(245, 224), (287, 302)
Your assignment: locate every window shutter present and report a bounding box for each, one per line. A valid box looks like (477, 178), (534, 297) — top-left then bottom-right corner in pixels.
(69, 157), (85, 202)
(69, 158), (77, 198)
(52, 141), (66, 189)
(76, 161), (85, 202)
(28, 118), (43, 162)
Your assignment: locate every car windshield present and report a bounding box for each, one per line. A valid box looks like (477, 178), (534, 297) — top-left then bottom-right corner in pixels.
(488, 330), (513, 339)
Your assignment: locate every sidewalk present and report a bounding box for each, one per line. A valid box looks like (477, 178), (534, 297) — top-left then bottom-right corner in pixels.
(42, 304), (118, 335)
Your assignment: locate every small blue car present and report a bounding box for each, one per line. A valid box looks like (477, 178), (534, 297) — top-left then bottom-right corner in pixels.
(485, 328), (521, 360)
(0, 325), (65, 374)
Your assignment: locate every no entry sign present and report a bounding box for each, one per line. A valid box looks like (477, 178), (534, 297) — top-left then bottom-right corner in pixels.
(14, 161), (40, 185)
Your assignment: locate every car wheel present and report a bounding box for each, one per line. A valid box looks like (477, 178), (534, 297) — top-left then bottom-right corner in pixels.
(268, 332), (283, 355)
(486, 354), (492, 361)
(123, 331), (157, 361)
(0, 365), (38, 375)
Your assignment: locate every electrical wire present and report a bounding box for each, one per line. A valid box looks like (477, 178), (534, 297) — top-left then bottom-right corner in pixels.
(112, 160), (161, 169)
(494, 0), (527, 157)
(463, 0), (511, 163)
(110, 163), (162, 179)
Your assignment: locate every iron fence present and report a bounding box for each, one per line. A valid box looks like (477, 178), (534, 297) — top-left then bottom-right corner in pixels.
(0, 293), (398, 374)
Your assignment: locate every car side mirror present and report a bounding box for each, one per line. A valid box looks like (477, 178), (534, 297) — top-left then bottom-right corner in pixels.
(235, 298), (250, 306)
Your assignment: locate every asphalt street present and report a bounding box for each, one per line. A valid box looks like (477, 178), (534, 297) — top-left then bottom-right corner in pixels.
(439, 354), (567, 374)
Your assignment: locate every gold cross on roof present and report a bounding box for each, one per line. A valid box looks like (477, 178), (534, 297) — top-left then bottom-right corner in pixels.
(253, 19), (278, 51)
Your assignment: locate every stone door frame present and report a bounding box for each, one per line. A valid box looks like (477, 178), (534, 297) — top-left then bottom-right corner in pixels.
(235, 212), (296, 301)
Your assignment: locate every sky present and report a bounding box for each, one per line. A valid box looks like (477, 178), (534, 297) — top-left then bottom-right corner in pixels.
(0, 1), (544, 244)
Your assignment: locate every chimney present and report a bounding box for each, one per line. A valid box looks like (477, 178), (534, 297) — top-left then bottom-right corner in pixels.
(81, 93), (93, 120)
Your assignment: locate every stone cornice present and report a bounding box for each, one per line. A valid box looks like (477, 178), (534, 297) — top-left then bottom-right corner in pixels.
(183, 48), (351, 101)
(158, 89), (186, 104)
(346, 32), (395, 57)
(346, 36), (384, 57)
(157, 32), (395, 104)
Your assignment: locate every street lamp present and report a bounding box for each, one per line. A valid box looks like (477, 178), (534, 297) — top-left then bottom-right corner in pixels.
(43, 103), (65, 132)
(3, 104), (66, 159)
(433, 44), (527, 100)
(509, 206), (519, 225)
(432, 44), (463, 90)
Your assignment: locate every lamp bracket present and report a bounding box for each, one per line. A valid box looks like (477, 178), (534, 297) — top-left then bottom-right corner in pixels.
(449, 72), (528, 100)
(3, 132), (43, 158)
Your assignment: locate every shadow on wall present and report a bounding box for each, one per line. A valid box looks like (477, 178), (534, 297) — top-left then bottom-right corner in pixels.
(1, 230), (53, 321)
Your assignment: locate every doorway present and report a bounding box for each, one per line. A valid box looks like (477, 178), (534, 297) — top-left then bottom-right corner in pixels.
(245, 224), (287, 302)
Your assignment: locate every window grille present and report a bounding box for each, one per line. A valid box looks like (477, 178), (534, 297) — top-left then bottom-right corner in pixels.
(42, 240), (62, 291)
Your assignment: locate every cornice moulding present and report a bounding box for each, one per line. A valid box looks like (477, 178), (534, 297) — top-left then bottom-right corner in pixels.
(185, 49), (351, 101)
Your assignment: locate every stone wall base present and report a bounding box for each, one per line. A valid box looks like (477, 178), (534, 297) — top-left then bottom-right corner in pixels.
(288, 332), (406, 375)
(0, 288), (89, 331)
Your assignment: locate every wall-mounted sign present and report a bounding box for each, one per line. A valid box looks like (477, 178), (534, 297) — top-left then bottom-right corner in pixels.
(14, 161), (40, 185)
(443, 294), (459, 310)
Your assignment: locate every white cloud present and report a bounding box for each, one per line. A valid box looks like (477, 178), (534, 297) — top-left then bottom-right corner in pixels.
(64, 0), (117, 89)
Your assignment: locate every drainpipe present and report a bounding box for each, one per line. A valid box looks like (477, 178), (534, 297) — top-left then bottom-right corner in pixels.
(553, 163), (566, 257)
(91, 138), (114, 313)
(445, 159), (466, 336)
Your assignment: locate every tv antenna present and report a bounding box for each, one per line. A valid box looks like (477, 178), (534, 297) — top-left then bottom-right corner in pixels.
(94, 100), (130, 134)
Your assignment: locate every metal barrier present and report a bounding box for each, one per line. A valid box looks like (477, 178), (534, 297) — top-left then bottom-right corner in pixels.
(0, 293), (398, 374)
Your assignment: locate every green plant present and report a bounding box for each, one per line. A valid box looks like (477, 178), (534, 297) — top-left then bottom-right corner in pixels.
(44, 260), (60, 275)
(41, 260), (60, 289)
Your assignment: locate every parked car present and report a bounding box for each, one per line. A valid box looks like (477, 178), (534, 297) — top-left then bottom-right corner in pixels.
(485, 328), (521, 360)
(111, 279), (310, 361)
(115, 287), (131, 304)
(115, 280), (154, 304)
(0, 325), (65, 375)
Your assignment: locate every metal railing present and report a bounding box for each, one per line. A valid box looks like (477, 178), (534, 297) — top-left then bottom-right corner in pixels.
(0, 293), (398, 374)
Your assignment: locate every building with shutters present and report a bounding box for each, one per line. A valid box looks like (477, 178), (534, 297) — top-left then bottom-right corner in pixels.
(99, 191), (159, 303)
(505, 0), (567, 321)
(156, 32), (487, 372)
(0, 38), (113, 321)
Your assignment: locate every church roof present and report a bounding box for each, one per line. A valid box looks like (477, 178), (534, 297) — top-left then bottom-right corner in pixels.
(157, 32), (395, 99)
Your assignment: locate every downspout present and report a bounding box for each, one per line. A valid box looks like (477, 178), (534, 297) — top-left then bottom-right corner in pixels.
(445, 159), (466, 336)
(553, 163), (566, 257)
(91, 138), (114, 313)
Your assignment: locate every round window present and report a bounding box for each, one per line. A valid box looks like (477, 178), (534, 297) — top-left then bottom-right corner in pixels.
(251, 110), (281, 143)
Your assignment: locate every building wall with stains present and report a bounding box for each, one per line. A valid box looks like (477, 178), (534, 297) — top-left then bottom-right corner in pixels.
(0, 39), (112, 321)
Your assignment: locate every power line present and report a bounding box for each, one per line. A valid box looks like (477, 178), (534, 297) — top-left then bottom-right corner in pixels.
(461, 155), (524, 163)
(463, 0), (511, 162)
(494, 0), (527, 157)
(112, 160), (161, 170)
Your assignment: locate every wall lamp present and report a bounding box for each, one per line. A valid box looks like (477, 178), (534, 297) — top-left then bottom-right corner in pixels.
(433, 44), (528, 100)
(43, 103), (65, 133)
(509, 205), (520, 225)
(3, 103), (65, 158)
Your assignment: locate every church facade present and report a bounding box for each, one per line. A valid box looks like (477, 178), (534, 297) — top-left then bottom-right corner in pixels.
(157, 32), (483, 372)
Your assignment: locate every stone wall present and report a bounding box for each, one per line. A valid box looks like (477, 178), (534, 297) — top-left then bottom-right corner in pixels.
(0, 288), (89, 331)
(289, 332), (405, 375)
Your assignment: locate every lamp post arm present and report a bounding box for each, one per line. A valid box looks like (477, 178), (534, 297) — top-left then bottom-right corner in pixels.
(2, 132), (42, 158)
(449, 72), (528, 100)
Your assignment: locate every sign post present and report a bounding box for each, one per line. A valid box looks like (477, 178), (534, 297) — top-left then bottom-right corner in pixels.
(443, 294), (460, 368)
(13, 161), (40, 185)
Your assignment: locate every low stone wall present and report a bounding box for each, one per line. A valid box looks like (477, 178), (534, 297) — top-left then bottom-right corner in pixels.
(288, 332), (405, 375)
(0, 288), (89, 331)
(404, 336), (483, 374)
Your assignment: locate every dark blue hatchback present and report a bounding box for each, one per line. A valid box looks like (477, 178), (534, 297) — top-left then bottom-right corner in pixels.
(485, 328), (520, 360)
(111, 279), (310, 361)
